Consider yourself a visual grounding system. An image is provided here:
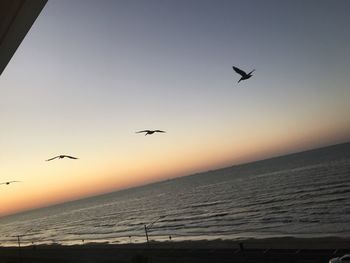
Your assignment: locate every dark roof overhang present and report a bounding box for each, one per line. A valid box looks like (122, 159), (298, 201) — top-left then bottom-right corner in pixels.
(0, 0), (47, 75)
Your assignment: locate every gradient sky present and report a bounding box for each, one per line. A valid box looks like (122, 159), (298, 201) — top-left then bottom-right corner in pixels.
(1, 0), (350, 216)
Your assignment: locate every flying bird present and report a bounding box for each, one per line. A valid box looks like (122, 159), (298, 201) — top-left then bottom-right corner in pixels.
(136, 130), (166, 136)
(232, 66), (255, 83)
(0, 181), (21, 186)
(46, 155), (79, 161)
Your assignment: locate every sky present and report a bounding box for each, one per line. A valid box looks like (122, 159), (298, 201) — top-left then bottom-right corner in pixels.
(1, 0), (350, 216)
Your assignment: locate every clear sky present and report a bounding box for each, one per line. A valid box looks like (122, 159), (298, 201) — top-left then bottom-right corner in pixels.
(1, 0), (350, 216)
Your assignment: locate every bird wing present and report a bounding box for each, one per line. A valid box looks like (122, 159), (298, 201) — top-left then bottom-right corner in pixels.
(64, 155), (78, 159)
(248, 69), (255, 75)
(136, 130), (150, 133)
(46, 156), (59, 161)
(232, 66), (247, 77)
(155, 130), (165, 133)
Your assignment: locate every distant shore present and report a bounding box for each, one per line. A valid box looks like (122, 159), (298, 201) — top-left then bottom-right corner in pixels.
(1, 237), (349, 263)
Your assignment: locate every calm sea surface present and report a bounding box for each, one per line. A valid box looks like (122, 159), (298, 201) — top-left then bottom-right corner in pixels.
(1, 143), (350, 246)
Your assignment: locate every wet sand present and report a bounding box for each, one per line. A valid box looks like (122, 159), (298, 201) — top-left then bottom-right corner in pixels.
(0, 237), (349, 263)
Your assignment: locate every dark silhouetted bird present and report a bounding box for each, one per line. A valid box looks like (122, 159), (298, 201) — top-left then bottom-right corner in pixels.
(232, 66), (255, 83)
(46, 155), (79, 161)
(136, 130), (166, 136)
(0, 181), (21, 185)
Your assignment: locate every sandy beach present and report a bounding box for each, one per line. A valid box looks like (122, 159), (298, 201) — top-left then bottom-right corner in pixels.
(1, 237), (350, 263)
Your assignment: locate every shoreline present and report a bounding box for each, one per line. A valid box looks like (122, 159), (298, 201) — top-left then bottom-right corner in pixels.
(2, 236), (350, 249)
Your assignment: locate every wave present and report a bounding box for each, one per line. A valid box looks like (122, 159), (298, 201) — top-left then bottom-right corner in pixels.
(190, 200), (230, 208)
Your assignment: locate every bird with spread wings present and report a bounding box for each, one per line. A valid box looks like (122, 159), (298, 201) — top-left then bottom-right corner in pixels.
(135, 130), (166, 136)
(0, 181), (21, 185)
(232, 66), (255, 83)
(46, 155), (79, 161)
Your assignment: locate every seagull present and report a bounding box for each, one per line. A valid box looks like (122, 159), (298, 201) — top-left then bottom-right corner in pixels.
(46, 155), (79, 161)
(135, 130), (166, 136)
(0, 181), (21, 185)
(232, 66), (255, 83)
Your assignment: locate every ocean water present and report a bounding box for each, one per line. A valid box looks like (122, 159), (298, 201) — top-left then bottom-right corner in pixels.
(1, 143), (350, 246)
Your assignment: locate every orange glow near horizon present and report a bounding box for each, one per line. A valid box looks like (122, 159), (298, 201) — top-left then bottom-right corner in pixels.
(1, 123), (349, 217)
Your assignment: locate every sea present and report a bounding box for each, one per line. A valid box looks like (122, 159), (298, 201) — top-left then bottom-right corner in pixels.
(1, 142), (350, 247)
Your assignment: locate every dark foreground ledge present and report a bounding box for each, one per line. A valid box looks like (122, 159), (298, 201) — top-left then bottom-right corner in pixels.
(1, 237), (350, 263)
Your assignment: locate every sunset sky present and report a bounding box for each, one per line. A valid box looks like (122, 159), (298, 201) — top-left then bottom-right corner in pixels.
(1, 0), (350, 216)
